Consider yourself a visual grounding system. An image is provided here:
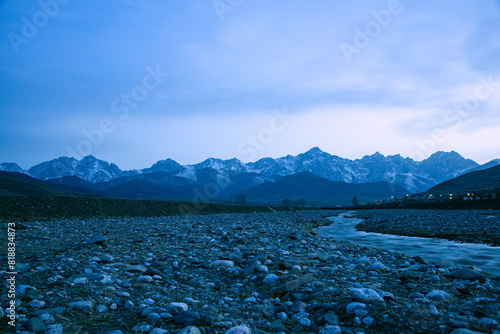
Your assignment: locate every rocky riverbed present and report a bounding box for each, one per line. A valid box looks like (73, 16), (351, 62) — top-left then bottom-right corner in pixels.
(1, 211), (500, 334)
(354, 210), (500, 246)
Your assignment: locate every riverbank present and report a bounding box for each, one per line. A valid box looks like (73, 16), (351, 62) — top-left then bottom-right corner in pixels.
(1, 211), (499, 333)
(0, 196), (290, 222)
(354, 209), (500, 246)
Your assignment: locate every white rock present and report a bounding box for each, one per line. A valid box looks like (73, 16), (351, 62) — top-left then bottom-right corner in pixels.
(177, 326), (202, 334)
(319, 325), (342, 334)
(168, 302), (189, 314)
(211, 260), (234, 268)
(137, 275), (154, 283)
(244, 296), (257, 303)
(27, 300), (45, 308)
(101, 254), (114, 262)
(132, 324), (151, 332)
(97, 304), (108, 313)
(346, 302), (366, 315)
(68, 301), (94, 313)
(362, 316), (375, 326)
(350, 288), (384, 302)
(478, 317), (498, 326)
(73, 277), (88, 284)
(426, 290), (451, 301)
(263, 274), (278, 284)
(225, 325), (252, 334)
(299, 318), (311, 327)
(150, 329), (169, 334)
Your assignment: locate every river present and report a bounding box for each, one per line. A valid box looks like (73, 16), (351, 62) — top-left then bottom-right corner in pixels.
(317, 212), (500, 275)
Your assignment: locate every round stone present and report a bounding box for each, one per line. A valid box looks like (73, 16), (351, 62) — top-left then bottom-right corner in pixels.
(263, 274), (278, 284)
(225, 325), (252, 334)
(319, 325), (342, 334)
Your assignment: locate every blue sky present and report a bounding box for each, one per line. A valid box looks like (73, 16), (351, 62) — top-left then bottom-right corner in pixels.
(1, 0), (500, 170)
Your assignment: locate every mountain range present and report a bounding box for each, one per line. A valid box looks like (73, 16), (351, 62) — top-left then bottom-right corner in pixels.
(1, 148), (488, 194)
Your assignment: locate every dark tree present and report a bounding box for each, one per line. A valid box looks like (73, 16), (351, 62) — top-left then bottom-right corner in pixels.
(298, 198), (306, 207)
(352, 196), (359, 207)
(235, 194), (247, 205)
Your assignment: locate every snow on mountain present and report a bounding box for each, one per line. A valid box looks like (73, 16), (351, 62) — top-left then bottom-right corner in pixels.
(3, 149), (484, 193)
(27, 156), (123, 183)
(146, 158), (183, 173)
(0, 162), (25, 173)
(418, 151), (477, 183)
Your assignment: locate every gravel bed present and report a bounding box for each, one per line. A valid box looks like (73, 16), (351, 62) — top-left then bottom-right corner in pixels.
(1, 211), (499, 334)
(354, 209), (500, 246)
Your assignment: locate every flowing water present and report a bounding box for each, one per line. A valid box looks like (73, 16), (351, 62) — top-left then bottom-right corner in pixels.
(317, 212), (500, 275)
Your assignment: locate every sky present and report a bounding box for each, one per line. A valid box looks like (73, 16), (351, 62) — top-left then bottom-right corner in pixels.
(1, 0), (500, 170)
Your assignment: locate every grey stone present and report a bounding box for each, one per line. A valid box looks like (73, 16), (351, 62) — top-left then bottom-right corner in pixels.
(101, 254), (114, 262)
(362, 316), (375, 326)
(177, 327), (202, 334)
(85, 235), (106, 245)
(174, 311), (201, 326)
(43, 324), (63, 334)
(324, 312), (340, 326)
(242, 258), (258, 277)
(350, 288), (384, 302)
(346, 302), (366, 315)
(478, 317), (497, 327)
(137, 275), (154, 283)
(319, 325), (342, 334)
(131, 324), (151, 332)
(68, 301), (94, 314)
(168, 302), (189, 314)
(150, 329), (169, 334)
(299, 318), (311, 327)
(291, 301), (307, 313)
(449, 269), (486, 283)
(211, 260), (234, 268)
(426, 290), (451, 301)
(27, 317), (45, 333)
(450, 330), (487, 334)
(225, 325), (252, 334)
(125, 264), (148, 273)
(263, 274), (278, 284)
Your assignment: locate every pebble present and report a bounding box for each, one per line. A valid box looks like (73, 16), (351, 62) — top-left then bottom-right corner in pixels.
(319, 325), (342, 334)
(263, 274), (278, 284)
(177, 327), (202, 334)
(350, 288), (384, 302)
(450, 330), (487, 334)
(137, 275), (154, 283)
(43, 324), (63, 334)
(426, 290), (451, 301)
(68, 301), (94, 314)
(27, 317), (45, 333)
(225, 325), (252, 334)
(9, 210), (500, 334)
(346, 302), (366, 315)
(168, 302), (189, 314)
(362, 316), (375, 326)
(449, 268), (487, 283)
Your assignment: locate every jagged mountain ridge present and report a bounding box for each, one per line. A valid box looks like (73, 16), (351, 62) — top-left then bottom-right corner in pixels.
(1, 148), (483, 193)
